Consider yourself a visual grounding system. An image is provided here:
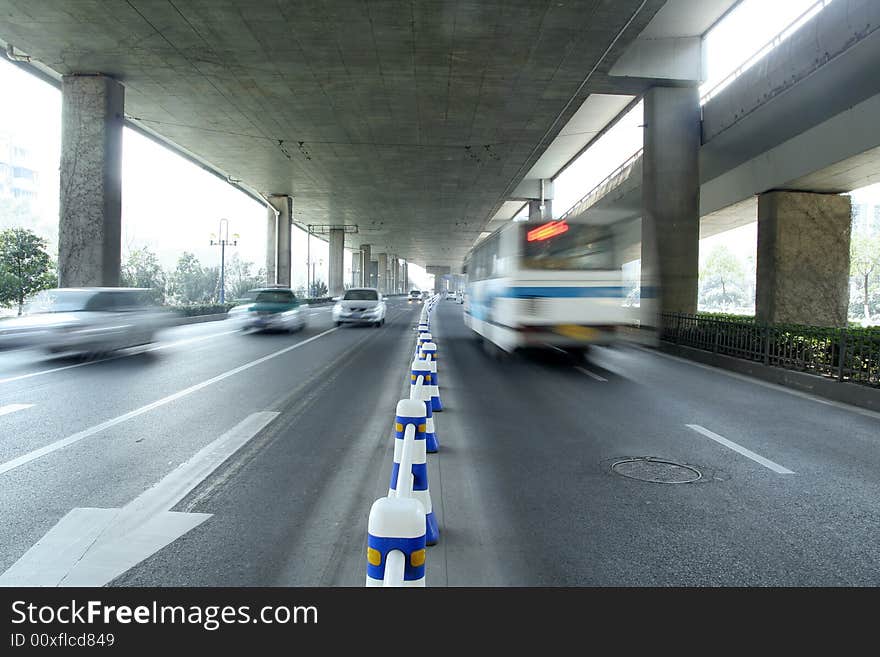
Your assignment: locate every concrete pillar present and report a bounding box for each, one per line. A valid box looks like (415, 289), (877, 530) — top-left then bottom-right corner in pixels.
(268, 195), (292, 287)
(756, 191), (852, 327)
(377, 253), (388, 293)
(528, 199), (552, 222)
(391, 256), (399, 294)
(265, 204), (277, 285)
(351, 249), (361, 288)
(641, 85), (701, 317)
(328, 228), (345, 297)
(58, 75), (124, 287)
(359, 244), (371, 287)
(402, 261), (408, 291)
(369, 260), (378, 288)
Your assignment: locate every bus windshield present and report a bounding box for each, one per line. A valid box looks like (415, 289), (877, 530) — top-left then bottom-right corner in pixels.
(520, 222), (614, 271)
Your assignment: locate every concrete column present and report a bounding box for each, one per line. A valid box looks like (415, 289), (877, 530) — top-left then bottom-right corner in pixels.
(369, 260), (378, 288)
(402, 261), (408, 291)
(756, 191), (852, 327)
(328, 228), (345, 297)
(641, 85), (701, 317)
(359, 244), (371, 287)
(265, 204), (277, 285)
(391, 256), (399, 294)
(351, 249), (361, 288)
(59, 75), (124, 287)
(377, 253), (388, 294)
(268, 195), (292, 287)
(529, 201), (544, 224)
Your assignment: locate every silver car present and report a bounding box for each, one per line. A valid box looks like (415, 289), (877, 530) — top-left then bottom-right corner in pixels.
(0, 288), (165, 355)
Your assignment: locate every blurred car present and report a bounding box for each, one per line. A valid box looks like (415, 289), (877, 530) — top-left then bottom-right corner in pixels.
(408, 289), (423, 303)
(333, 288), (386, 327)
(447, 291), (460, 302)
(228, 287), (307, 333)
(0, 288), (165, 355)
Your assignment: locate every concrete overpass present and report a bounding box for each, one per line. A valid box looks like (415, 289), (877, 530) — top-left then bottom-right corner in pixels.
(559, 0), (880, 326)
(0, 0), (740, 297)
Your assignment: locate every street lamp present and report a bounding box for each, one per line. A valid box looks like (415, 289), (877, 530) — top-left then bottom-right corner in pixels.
(210, 218), (239, 303)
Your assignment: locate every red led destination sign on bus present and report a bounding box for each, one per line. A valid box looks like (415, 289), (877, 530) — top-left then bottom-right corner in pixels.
(527, 220), (570, 242)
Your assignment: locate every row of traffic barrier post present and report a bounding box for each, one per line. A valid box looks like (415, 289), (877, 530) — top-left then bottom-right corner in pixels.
(366, 294), (444, 586)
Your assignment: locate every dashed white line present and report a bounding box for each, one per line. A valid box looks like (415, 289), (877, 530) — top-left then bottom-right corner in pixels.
(575, 366), (607, 382)
(686, 424), (795, 474)
(0, 403), (33, 417)
(0, 327), (338, 476)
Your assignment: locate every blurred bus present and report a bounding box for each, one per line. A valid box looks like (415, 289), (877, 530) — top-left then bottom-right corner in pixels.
(463, 218), (642, 355)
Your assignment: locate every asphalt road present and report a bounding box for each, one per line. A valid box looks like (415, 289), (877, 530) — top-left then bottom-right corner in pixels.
(1, 297), (878, 586)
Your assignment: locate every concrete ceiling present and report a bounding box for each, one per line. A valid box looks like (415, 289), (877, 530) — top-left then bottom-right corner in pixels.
(0, 0), (683, 268)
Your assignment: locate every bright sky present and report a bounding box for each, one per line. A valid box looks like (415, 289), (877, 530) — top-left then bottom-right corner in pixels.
(0, 0), (863, 297)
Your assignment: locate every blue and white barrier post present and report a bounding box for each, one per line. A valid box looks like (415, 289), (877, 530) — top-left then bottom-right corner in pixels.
(411, 359), (439, 453)
(389, 398), (439, 545)
(421, 344), (443, 412)
(366, 423), (427, 587)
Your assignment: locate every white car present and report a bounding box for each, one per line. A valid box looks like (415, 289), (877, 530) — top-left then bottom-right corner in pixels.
(333, 288), (386, 327)
(446, 291), (459, 302)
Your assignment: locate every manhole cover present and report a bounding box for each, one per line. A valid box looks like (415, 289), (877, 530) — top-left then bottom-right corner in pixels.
(612, 457), (702, 484)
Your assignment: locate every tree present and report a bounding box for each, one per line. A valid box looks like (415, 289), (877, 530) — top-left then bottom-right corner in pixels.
(850, 233), (880, 322)
(224, 253), (265, 301)
(309, 279), (328, 298)
(121, 246), (166, 304)
(0, 228), (57, 315)
(167, 252), (218, 304)
(699, 245), (750, 312)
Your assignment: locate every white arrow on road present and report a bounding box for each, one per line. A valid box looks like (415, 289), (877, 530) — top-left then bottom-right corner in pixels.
(0, 411), (278, 587)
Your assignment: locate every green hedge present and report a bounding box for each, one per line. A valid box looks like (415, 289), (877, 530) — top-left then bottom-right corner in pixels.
(167, 297), (336, 317)
(694, 312), (880, 339)
(168, 303), (236, 317)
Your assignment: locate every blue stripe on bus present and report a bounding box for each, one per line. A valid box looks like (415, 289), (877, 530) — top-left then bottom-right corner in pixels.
(503, 286), (625, 299)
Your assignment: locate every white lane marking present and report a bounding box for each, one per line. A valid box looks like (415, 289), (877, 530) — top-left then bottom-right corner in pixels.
(0, 403), (34, 417)
(575, 366), (607, 382)
(146, 328), (238, 352)
(686, 424), (795, 474)
(0, 328), (238, 386)
(641, 346), (880, 422)
(0, 412), (278, 587)
(0, 327), (338, 476)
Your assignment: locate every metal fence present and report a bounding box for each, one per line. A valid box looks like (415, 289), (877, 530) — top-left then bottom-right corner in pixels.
(661, 313), (880, 388)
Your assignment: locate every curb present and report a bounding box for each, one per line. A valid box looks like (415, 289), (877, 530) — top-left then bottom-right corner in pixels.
(659, 341), (880, 413)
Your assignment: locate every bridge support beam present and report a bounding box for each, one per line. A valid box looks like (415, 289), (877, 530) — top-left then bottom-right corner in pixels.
(351, 247), (361, 288)
(267, 196), (292, 287)
(756, 191), (852, 327)
(328, 228), (345, 297)
(59, 75), (124, 287)
(641, 85), (701, 316)
(359, 244), (371, 287)
(265, 204), (277, 285)
(377, 253), (388, 294)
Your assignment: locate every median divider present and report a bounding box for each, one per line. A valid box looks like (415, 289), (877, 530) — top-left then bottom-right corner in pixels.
(365, 294), (443, 586)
